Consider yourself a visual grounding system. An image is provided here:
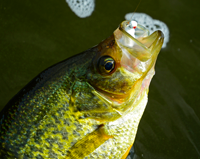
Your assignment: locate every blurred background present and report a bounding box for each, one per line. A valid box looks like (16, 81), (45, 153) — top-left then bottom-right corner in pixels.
(0, 0), (200, 158)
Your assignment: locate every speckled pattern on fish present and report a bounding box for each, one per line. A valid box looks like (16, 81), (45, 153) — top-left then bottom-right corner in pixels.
(0, 20), (164, 158)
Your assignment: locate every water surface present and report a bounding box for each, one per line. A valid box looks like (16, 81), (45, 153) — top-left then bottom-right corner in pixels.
(0, 0), (200, 158)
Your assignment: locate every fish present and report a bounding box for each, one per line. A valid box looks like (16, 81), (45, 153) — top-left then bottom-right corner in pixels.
(0, 20), (164, 159)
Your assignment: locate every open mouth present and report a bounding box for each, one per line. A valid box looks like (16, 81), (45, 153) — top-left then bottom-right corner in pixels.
(116, 20), (164, 62)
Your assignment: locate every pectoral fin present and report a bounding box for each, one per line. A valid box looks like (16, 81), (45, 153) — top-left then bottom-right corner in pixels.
(65, 125), (113, 159)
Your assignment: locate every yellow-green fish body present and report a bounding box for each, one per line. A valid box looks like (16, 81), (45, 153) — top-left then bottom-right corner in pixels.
(0, 20), (164, 159)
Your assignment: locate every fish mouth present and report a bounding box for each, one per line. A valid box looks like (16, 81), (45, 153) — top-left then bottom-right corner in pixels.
(117, 20), (164, 62)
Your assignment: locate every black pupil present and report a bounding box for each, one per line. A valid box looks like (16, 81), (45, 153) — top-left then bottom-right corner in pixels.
(105, 61), (113, 70)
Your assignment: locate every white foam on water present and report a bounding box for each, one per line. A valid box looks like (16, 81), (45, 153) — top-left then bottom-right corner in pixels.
(66, 0), (95, 18)
(125, 13), (169, 48)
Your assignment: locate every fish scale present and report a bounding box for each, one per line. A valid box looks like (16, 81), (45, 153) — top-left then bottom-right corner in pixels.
(15, 89), (98, 158)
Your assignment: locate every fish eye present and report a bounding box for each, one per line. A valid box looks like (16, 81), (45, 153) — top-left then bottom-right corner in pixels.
(98, 56), (115, 75)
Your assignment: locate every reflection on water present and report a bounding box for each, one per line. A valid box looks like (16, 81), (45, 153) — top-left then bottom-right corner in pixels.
(0, 0), (200, 158)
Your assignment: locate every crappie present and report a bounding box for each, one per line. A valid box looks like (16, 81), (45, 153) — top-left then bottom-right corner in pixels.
(0, 20), (164, 159)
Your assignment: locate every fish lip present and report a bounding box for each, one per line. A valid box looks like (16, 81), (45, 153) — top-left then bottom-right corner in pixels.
(131, 29), (164, 55)
(148, 30), (164, 52)
(117, 21), (164, 61)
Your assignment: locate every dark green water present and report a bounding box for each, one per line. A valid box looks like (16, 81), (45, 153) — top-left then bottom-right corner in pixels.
(0, 0), (200, 158)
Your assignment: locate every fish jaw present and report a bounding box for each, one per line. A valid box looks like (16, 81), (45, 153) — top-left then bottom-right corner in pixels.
(112, 23), (164, 110)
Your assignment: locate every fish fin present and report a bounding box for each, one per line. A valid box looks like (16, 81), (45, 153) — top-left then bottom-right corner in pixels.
(121, 143), (133, 159)
(65, 125), (113, 159)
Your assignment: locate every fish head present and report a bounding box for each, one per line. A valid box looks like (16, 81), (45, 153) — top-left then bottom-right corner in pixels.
(77, 21), (164, 121)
